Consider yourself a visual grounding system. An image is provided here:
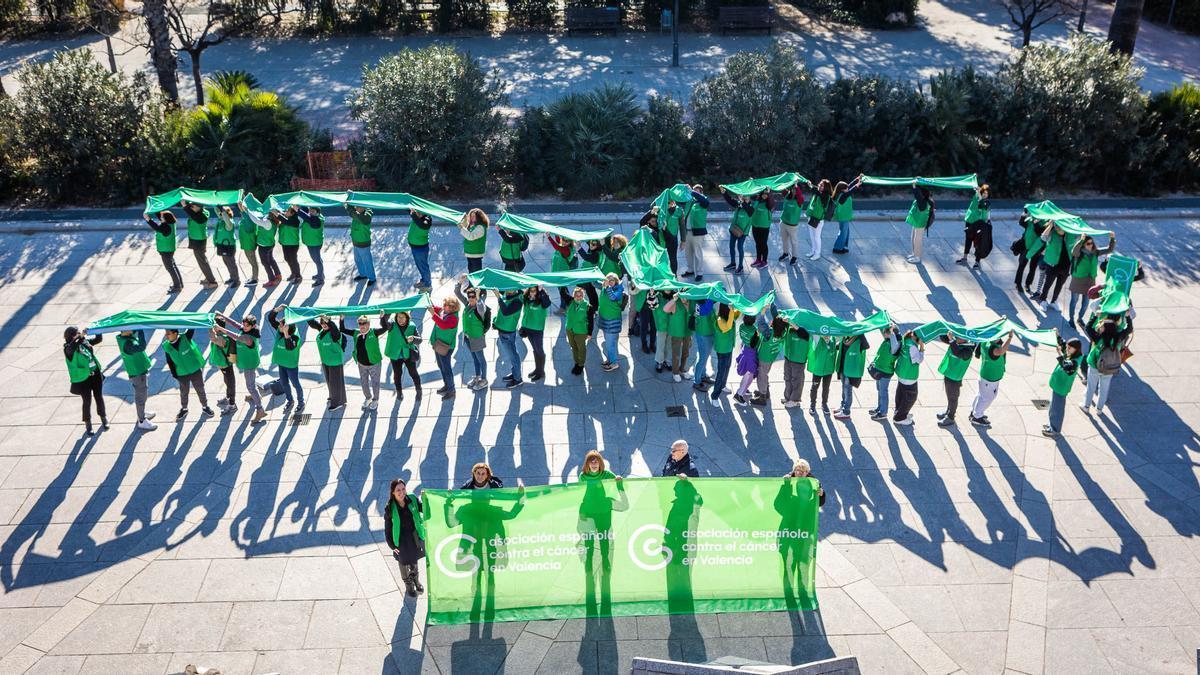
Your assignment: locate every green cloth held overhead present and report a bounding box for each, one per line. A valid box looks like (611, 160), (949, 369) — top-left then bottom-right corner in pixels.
(651, 183), (695, 213)
(678, 282), (775, 316)
(344, 192), (464, 223)
(719, 172), (809, 197)
(144, 187), (243, 214)
(913, 317), (1056, 346)
(1098, 253), (1139, 315)
(267, 190), (348, 210)
(88, 310), (215, 334)
(776, 309), (892, 338)
(620, 229), (691, 291)
(1023, 201), (1113, 237)
(860, 174), (979, 190)
(466, 268), (607, 291)
(495, 212), (612, 242)
(282, 294), (432, 325)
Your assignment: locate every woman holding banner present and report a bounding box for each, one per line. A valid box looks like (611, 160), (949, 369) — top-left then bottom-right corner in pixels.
(892, 331), (925, 426)
(577, 450), (624, 617)
(307, 315), (348, 411)
(295, 206), (326, 287)
(239, 199), (282, 288)
(384, 478), (425, 597)
(833, 332), (870, 420)
(181, 201), (220, 289)
(215, 313), (267, 424)
(720, 188), (753, 275)
(1012, 212), (1045, 293)
(596, 275), (627, 372)
(868, 326), (901, 420)
(407, 209), (433, 291)
(807, 335), (837, 414)
(831, 177), (861, 255)
(1043, 337), (1082, 437)
(383, 311), (421, 400)
(162, 327), (214, 420)
(969, 334), (1012, 429)
(710, 304), (739, 407)
(805, 180), (832, 261)
(64, 326), (107, 435)
(957, 184), (991, 270)
(749, 189), (774, 269)
(1035, 224), (1070, 311)
(214, 207), (241, 287)
(548, 235), (578, 311)
(777, 184), (804, 265)
(235, 205), (259, 286)
(339, 313), (389, 409)
(565, 286), (593, 375)
(905, 185), (934, 265)
(454, 278), (491, 392)
(145, 211), (184, 294)
(1068, 235), (1117, 326)
(458, 209), (489, 274)
(522, 285), (552, 381)
(268, 306), (305, 411)
(429, 297), (461, 399)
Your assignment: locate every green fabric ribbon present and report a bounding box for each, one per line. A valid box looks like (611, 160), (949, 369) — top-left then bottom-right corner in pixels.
(1098, 253), (1139, 315)
(282, 293), (432, 324)
(776, 309), (892, 337)
(496, 212), (612, 242)
(619, 229), (691, 291)
(718, 172), (809, 196)
(144, 187), (243, 214)
(651, 183), (695, 213)
(678, 282), (775, 316)
(861, 174), (979, 190)
(344, 192), (464, 223)
(88, 310), (215, 334)
(1023, 200), (1113, 237)
(914, 317), (1056, 346)
(467, 268), (607, 291)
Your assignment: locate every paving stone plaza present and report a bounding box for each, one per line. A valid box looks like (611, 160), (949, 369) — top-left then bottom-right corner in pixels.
(0, 208), (1197, 674)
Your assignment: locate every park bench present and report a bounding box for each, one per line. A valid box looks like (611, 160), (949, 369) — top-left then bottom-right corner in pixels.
(718, 6), (774, 34)
(565, 7), (621, 34)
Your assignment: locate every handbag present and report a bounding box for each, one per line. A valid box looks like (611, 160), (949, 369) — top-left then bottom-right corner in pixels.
(1010, 237), (1026, 256)
(867, 364), (887, 381)
(467, 336), (486, 352)
(432, 339), (451, 356)
(731, 225), (744, 238)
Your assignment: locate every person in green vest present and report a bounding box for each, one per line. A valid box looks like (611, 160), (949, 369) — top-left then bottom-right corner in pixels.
(548, 235), (578, 311)
(806, 334), (837, 414)
(956, 184), (991, 270)
(600, 234), (627, 278)
(777, 183), (804, 265)
(720, 188), (753, 275)
(296, 206), (326, 286)
(278, 205), (303, 283)
(454, 278), (492, 391)
(576, 449), (624, 592)
(658, 200), (685, 275)
(63, 326), (107, 435)
(833, 332), (870, 420)
(831, 176), (861, 255)
(268, 306), (305, 412)
(215, 313), (267, 424)
(709, 304), (740, 407)
(340, 313), (389, 409)
(1034, 223), (1071, 311)
(596, 274), (628, 372)
(578, 239), (603, 272)
(234, 204), (259, 286)
(649, 290), (674, 372)
(494, 289), (524, 388)
(382, 311), (422, 400)
(732, 314), (760, 404)
(780, 320), (809, 407)
(969, 333), (1012, 429)
(805, 179), (832, 261)
(522, 285), (553, 380)
(691, 299), (717, 390)
(207, 317), (238, 416)
(934, 334), (974, 428)
(868, 325), (901, 420)
(680, 186), (709, 280)
(749, 189), (774, 269)
(667, 295), (693, 382)
(892, 331), (925, 425)
(1013, 212), (1046, 293)
(115, 329), (157, 431)
(144, 210), (184, 294)
(1043, 336), (1082, 437)
(498, 225), (530, 273)
(904, 184), (934, 265)
(1067, 234), (1117, 326)
(407, 210), (433, 291)
(748, 316), (786, 405)
(214, 206), (241, 287)
(429, 297), (461, 399)
(180, 200), (219, 289)
(565, 285), (593, 375)
(240, 198), (281, 287)
(458, 208), (489, 274)
(161, 327), (215, 420)
(306, 315), (348, 411)
(384, 477), (426, 597)
(347, 205), (376, 285)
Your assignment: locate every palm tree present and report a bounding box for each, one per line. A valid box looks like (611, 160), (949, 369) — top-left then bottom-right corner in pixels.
(1107, 0), (1145, 55)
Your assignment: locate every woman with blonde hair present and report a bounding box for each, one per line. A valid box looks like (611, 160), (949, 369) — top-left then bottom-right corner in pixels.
(429, 296), (461, 400)
(785, 460), (825, 506)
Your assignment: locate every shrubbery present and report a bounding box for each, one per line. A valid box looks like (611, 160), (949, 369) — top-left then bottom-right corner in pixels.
(790, 0), (918, 27)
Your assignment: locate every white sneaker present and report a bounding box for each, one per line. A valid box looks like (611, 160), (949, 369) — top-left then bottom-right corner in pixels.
(361, 400), (370, 410)
(144, 411), (157, 420)
(1079, 404), (1091, 414)
(673, 374), (682, 383)
(906, 255), (921, 264)
(710, 397), (720, 407)
(894, 415), (914, 426)
(136, 420), (158, 431)
(723, 387), (732, 394)
(369, 399), (378, 410)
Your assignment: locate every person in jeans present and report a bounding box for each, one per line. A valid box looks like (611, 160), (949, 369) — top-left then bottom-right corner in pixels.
(215, 312), (267, 424)
(347, 204), (376, 285)
(969, 334), (1012, 429)
(162, 327), (214, 421)
(207, 318), (238, 416)
(240, 199), (281, 288)
(296, 206), (326, 286)
(340, 314), (388, 410)
(522, 285), (553, 380)
(498, 225), (530, 272)
(892, 331), (925, 426)
(595, 275), (627, 372)
(1081, 313), (1133, 415)
(680, 186), (709, 280)
(63, 326), (107, 435)
(1067, 234), (1117, 326)
(868, 326), (901, 420)
(667, 295), (693, 382)
(384, 478), (426, 597)
(115, 329), (157, 431)
(935, 335), (974, 428)
(429, 297), (461, 400)
(493, 289), (524, 387)
(181, 201), (219, 289)
(214, 206), (241, 287)
(268, 306), (305, 412)
(781, 320), (809, 408)
(720, 188), (753, 275)
(145, 211), (184, 293)
(565, 286), (593, 376)
(831, 177), (861, 254)
(307, 315), (348, 411)
(383, 311), (422, 400)
(1043, 336), (1082, 437)
(691, 299), (716, 391)
(407, 209), (433, 290)
(709, 304), (738, 407)
(454, 278), (491, 391)
(833, 332), (870, 420)
(458, 208), (489, 273)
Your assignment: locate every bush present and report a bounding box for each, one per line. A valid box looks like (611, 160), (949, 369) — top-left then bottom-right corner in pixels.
(511, 105), (555, 194)
(349, 45), (509, 194)
(1144, 0), (1200, 35)
(689, 44), (829, 179)
(436, 0), (489, 31)
(633, 94), (691, 194)
(1145, 82), (1200, 190)
(820, 75), (931, 180)
(507, 0), (556, 28)
(789, 0), (917, 27)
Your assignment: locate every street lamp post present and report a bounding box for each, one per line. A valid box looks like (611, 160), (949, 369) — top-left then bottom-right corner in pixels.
(672, 0), (680, 67)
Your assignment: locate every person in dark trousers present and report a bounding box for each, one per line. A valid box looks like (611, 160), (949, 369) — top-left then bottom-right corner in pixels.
(935, 335), (974, 427)
(146, 211), (185, 293)
(383, 311), (422, 400)
(787, 460), (825, 507)
(340, 314), (388, 410)
(521, 285), (553, 381)
(461, 463), (505, 490)
(498, 225), (530, 272)
(957, 184), (992, 269)
(241, 199), (282, 287)
(661, 440), (700, 478)
(549, 235), (578, 311)
(181, 201), (219, 288)
(278, 206), (303, 283)
(749, 189), (774, 268)
(268, 306), (305, 411)
(214, 312), (267, 424)
(892, 331), (925, 425)
(1034, 223), (1070, 311)
(64, 326), (107, 435)
(295, 206), (326, 286)
(1043, 336), (1083, 437)
(657, 200), (684, 275)
(407, 209), (433, 291)
(1013, 212), (1045, 293)
(162, 327), (215, 421)
(207, 316), (238, 416)
(384, 478), (426, 597)
(214, 206), (241, 287)
(307, 315), (348, 411)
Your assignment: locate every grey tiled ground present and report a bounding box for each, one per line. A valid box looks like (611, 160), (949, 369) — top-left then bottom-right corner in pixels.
(0, 210), (1198, 674)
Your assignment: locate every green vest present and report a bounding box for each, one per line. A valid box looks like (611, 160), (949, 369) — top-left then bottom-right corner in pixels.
(894, 339), (920, 381)
(667, 303), (692, 338)
(463, 226), (487, 256)
(390, 498), (425, 544)
(255, 219), (277, 247)
(872, 341), (899, 376)
(781, 197), (803, 226)
(713, 321), (736, 354)
(632, 290), (647, 312)
(731, 207), (751, 233)
(1022, 221), (1045, 260)
(662, 208), (683, 236)
(905, 201), (930, 229)
(1072, 250), (1100, 279)
(599, 252), (622, 277)
(1042, 231), (1065, 267)
(164, 335), (204, 377)
(805, 195), (826, 221)
(494, 297), (522, 333)
(279, 216), (300, 246)
(566, 301), (590, 334)
(316, 331), (347, 367)
(430, 314), (459, 351)
(462, 305), (487, 339)
(806, 337), (837, 376)
(551, 247), (577, 272)
(207, 337), (232, 368)
(356, 331), (382, 365)
(783, 330), (809, 363)
(350, 211), (372, 246)
(750, 200), (771, 229)
(155, 221), (177, 253)
(186, 210), (209, 241)
(407, 217), (430, 247)
(522, 299), (548, 330)
(755, 334), (782, 363)
(272, 329), (302, 369)
(213, 218), (237, 247)
(384, 322), (417, 360)
(115, 333), (152, 377)
(688, 203), (708, 232)
(838, 339), (867, 378)
(1049, 354), (1080, 396)
(652, 302), (671, 331)
(694, 310), (715, 337)
(964, 194), (988, 224)
(65, 344), (99, 383)
(300, 214), (325, 246)
(236, 335), (261, 371)
(834, 196), (854, 222)
(978, 344), (1006, 382)
(937, 347), (971, 382)
(500, 233), (524, 261)
(237, 215), (257, 250)
(738, 323), (756, 346)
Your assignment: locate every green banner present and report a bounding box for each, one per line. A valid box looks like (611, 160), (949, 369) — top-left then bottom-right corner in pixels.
(266, 190), (349, 210)
(1099, 254), (1138, 315)
(914, 317), (1057, 346)
(776, 309), (892, 337)
(1023, 200), (1112, 237)
(88, 310), (215, 334)
(651, 184), (695, 212)
(421, 477), (820, 624)
(241, 193), (269, 219)
(496, 212), (612, 242)
(860, 174), (978, 190)
(678, 282), (775, 316)
(344, 192), (465, 223)
(620, 229), (691, 291)
(282, 294), (431, 324)
(467, 268), (607, 291)
(719, 172), (808, 197)
(144, 187), (243, 214)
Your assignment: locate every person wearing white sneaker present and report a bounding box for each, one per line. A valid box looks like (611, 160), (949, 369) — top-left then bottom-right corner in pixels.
(805, 179), (831, 261)
(969, 333), (1011, 428)
(215, 313), (268, 423)
(342, 313), (390, 407)
(905, 183), (933, 265)
(833, 332), (870, 420)
(1082, 313), (1132, 415)
(666, 295), (693, 382)
(455, 279), (492, 390)
(891, 331), (924, 425)
(868, 325), (901, 419)
(116, 329), (156, 431)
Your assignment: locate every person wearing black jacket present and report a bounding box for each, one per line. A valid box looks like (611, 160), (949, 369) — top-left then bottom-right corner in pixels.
(408, 210), (433, 290)
(661, 440), (700, 478)
(461, 463), (505, 490)
(307, 317), (347, 411)
(936, 335), (975, 427)
(162, 327), (215, 420)
(498, 227), (530, 272)
(145, 211), (185, 293)
(495, 290), (524, 388)
(384, 478), (425, 597)
(578, 240), (603, 271)
(268, 307), (305, 411)
(680, 187), (710, 280)
(63, 327), (107, 435)
(340, 315), (388, 410)
(721, 189), (754, 274)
